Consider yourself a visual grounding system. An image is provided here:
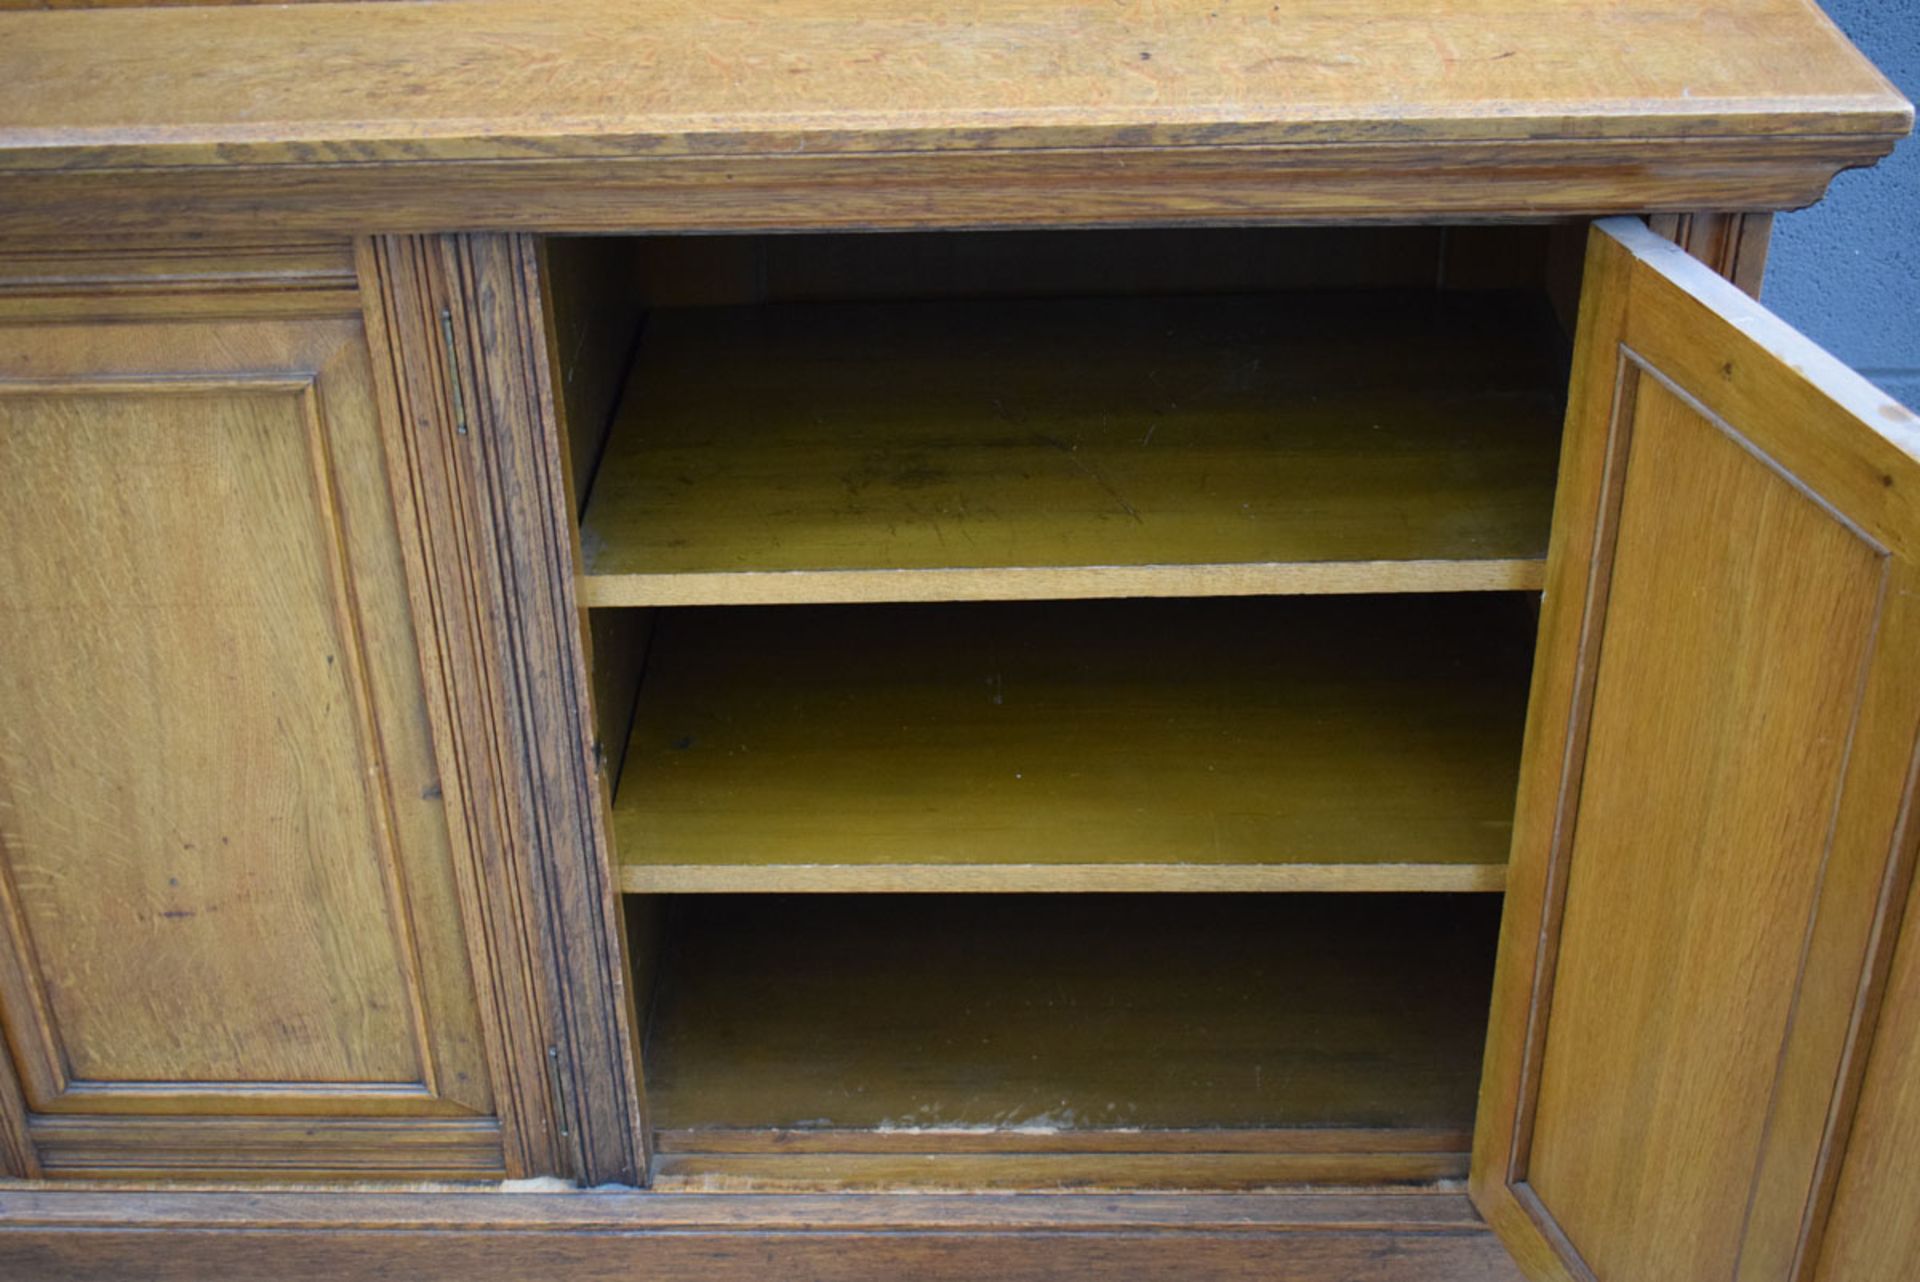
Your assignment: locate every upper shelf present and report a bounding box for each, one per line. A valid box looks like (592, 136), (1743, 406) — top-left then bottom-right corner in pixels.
(0, 0), (1907, 234)
(579, 291), (1562, 606)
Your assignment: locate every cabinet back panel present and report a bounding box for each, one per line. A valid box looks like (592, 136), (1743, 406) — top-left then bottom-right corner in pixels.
(613, 226), (1556, 309)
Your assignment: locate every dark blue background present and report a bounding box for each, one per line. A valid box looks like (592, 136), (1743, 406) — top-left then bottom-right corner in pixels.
(1768, 0), (1918, 409)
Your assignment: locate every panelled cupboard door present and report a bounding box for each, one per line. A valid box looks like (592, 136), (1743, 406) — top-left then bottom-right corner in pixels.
(0, 246), (511, 1180)
(1472, 217), (1920, 1282)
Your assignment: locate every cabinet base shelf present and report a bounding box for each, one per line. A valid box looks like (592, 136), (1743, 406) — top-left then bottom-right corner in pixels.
(650, 1123), (1473, 1191)
(637, 893), (1500, 1191)
(651, 1147), (1470, 1194)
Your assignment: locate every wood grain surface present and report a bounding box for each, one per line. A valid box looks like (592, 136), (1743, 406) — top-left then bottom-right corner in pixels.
(372, 234), (649, 1186)
(0, 380), (437, 1089)
(0, 0), (1905, 233)
(1523, 373), (1883, 1282)
(0, 1187), (1527, 1282)
(612, 595), (1532, 893)
(0, 255), (513, 1181)
(0, 0), (1903, 166)
(1814, 860), (1920, 1282)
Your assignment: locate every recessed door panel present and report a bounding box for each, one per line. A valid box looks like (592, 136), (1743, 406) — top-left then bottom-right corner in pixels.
(0, 258), (504, 1178)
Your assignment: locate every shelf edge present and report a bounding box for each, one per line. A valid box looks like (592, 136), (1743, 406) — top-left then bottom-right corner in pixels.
(616, 863), (1508, 894)
(580, 559), (1546, 608)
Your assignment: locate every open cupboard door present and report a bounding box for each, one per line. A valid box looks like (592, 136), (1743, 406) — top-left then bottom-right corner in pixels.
(1471, 216), (1920, 1282)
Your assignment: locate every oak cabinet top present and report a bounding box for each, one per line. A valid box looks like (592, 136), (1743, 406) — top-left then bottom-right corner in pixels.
(0, 0), (1910, 233)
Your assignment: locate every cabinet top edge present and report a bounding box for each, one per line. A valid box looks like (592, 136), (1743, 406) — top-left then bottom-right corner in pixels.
(0, 0), (1907, 172)
(0, 0), (1908, 234)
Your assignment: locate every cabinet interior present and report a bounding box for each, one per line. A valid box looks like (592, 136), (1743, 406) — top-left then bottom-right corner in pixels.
(634, 893), (1501, 1190)
(544, 223), (1578, 1191)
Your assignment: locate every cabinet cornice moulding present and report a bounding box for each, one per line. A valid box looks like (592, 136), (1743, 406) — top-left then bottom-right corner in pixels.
(0, 0), (1907, 235)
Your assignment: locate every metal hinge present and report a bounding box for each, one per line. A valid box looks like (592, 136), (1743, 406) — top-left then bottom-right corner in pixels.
(546, 1044), (572, 1139)
(438, 305), (470, 436)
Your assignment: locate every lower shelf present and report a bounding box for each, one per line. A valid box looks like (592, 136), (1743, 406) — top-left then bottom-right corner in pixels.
(638, 893), (1500, 1190)
(612, 594), (1534, 894)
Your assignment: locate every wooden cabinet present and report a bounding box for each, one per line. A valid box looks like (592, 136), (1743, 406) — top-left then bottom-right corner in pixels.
(0, 2), (1915, 1279)
(520, 218), (1920, 1274)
